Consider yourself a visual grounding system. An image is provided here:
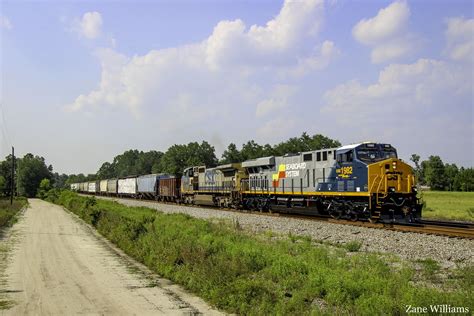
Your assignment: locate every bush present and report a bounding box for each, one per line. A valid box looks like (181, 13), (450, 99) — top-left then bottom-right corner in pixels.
(344, 240), (362, 252)
(0, 197), (28, 228)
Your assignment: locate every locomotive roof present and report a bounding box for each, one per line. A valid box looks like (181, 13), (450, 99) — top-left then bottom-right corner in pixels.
(337, 141), (377, 152)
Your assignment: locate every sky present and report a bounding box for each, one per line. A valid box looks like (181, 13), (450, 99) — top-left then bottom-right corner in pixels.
(0, 0), (473, 175)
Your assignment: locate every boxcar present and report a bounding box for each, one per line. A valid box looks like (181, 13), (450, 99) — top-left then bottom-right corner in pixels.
(137, 174), (159, 199)
(88, 182), (96, 193)
(107, 179), (118, 195)
(158, 177), (181, 202)
(99, 180), (108, 194)
(118, 177), (137, 197)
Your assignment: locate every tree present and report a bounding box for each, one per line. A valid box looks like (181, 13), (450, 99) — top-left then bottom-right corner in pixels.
(159, 141), (217, 176)
(51, 172), (69, 189)
(453, 168), (474, 191)
(17, 153), (53, 197)
(96, 162), (115, 179)
(410, 154), (424, 184)
(240, 140), (266, 160)
(444, 163), (459, 191)
(0, 154), (15, 197)
(220, 143), (243, 164)
(0, 175), (5, 196)
(423, 156), (447, 190)
(36, 178), (51, 199)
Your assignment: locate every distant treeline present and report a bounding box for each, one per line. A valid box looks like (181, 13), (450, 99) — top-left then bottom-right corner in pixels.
(410, 155), (473, 192)
(1, 133), (472, 197)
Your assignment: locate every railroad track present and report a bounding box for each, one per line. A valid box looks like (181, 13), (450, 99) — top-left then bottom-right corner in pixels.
(82, 193), (474, 239)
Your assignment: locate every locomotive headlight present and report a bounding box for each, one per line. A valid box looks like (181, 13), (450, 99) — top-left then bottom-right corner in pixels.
(392, 161), (397, 169)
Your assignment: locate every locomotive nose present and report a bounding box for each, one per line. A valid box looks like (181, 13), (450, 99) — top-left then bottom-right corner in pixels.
(368, 158), (414, 194)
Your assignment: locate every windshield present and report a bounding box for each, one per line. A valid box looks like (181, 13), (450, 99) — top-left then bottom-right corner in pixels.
(356, 148), (380, 163)
(381, 148), (397, 159)
(356, 144), (398, 163)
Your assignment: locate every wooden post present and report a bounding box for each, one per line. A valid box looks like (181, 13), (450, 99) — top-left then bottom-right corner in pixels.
(10, 146), (14, 205)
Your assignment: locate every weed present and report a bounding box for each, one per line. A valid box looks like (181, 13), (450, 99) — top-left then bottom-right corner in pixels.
(0, 198), (28, 229)
(344, 240), (362, 252)
(416, 258), (441, 281)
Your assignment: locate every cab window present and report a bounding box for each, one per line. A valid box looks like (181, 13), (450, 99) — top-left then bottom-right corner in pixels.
(337, 151), (353, 163)
(382, 148), (397, 159)
(356, 148), (380, 163)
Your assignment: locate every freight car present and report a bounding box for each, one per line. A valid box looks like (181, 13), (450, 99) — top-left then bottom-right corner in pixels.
(70, 142), (421, 223)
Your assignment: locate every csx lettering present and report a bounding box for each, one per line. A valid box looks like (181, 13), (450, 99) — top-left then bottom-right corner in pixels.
(387, 175), (398, 181)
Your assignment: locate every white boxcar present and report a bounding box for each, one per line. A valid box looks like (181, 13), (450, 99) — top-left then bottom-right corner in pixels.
(118, 178), (137, 195)
(88, 182), (96, 193)
(70, 183), (79, 191)
(99, 180), (108, 193)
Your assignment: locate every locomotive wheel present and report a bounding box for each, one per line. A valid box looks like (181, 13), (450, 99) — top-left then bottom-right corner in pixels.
(368, 217), (378, 224)
(330, 209), (342, 220)
(350, 213), (358, 222)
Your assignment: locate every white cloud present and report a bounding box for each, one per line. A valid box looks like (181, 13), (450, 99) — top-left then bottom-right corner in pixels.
(257, 117), (296, 139)
(78, 11), (103, 39)
(445, 17), (474, 62)
(256, 85), (297, 118)
(67, 0), (336, 122)
(1, 16), (12, 30)
(205, 0), (326, 70)
(352, 1), (414, 63)
(353, 1), (409, 44)
(322, 58), (473, 163)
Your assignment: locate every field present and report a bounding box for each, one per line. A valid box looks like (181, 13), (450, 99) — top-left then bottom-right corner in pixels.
(45, 190), (473, 315)
(421, 191), (474, 222)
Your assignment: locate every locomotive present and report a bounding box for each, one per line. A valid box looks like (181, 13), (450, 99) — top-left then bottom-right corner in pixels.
(72, 142), (422, 223)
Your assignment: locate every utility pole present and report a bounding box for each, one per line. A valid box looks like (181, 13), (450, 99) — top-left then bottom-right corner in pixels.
(10, 146), (14, 205)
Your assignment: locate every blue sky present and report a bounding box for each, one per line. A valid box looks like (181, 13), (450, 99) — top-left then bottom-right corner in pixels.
(1, 0), (472, 174)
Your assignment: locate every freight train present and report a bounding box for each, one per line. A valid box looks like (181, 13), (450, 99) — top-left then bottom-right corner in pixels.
(71, 142), (422, 223)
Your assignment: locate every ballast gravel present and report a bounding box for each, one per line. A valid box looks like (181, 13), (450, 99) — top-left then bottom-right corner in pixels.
(94, 196), (473, 268)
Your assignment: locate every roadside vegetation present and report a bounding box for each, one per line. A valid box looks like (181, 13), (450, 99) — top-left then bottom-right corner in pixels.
(0, 198), (27, 229)
(45, 190), (473, 315)
(421, 191), (474, 222)
(0, 197), (27, 309)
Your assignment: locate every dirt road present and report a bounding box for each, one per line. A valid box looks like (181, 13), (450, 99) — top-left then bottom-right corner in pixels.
(1, 199), (221, 315)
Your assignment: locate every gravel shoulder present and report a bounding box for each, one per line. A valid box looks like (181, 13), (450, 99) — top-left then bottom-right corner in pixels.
(96, 196), (474, 268)
(0, 199), (221, 315)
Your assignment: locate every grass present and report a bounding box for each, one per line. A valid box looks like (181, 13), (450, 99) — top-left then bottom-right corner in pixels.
(343, 241), (362, 252)
(47, 190), (473, 315)
(0, 197), (27, 310)
(0, 197), (28, 229)
(420, 191), (474, 221)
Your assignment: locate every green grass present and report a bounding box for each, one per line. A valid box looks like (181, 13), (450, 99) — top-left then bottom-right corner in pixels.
(0, 197), (28, 229)
(343, 241), (362, 252)
(420, 191), (474, 221)
(47, 190), (473, 315)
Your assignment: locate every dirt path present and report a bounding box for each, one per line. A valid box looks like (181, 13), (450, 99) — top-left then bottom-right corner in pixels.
(0, 199), (221, 315)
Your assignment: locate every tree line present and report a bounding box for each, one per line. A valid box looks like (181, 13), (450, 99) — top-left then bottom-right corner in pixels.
(410, 154), (473, 191)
